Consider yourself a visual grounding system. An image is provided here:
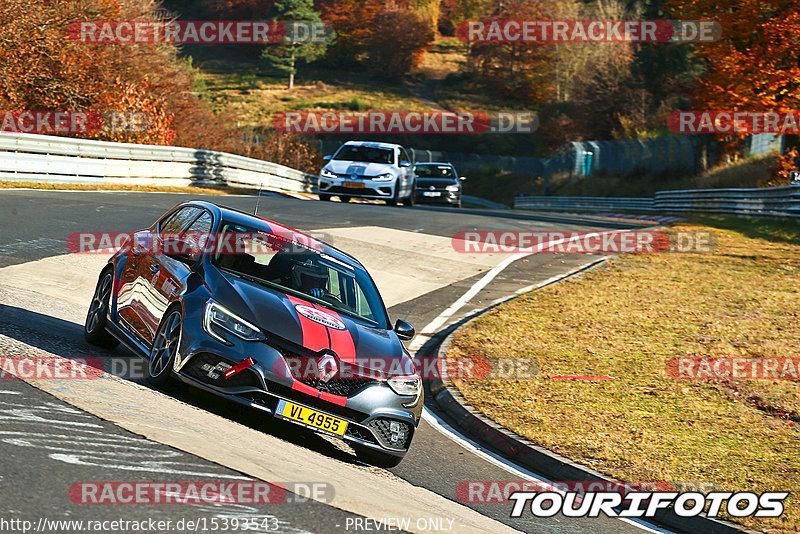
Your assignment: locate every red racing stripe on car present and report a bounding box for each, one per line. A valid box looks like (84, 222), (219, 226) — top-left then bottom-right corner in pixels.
(314, 305), (357, 364)
(290, 379), (320, 398)
(319, 391), (347, 406)
(287, 295), (330, 352)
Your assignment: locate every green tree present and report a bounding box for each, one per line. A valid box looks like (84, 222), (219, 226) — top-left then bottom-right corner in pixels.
(262, 0), (330, 89)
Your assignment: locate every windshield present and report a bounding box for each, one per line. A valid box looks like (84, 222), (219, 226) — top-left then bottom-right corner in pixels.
(332, 145), (395, 164)
(212, 222), (387, 328)
(414, 164), (456, 179)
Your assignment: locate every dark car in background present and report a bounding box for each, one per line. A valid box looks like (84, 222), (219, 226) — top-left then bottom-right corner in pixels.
(84, 201), (422, 467)
(413, 162), (465, 207)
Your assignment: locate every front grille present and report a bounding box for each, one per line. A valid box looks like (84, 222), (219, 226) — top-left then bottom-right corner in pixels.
(345, 424), (377, 444)
(297, 377), (376, 398)
(368, 418), (413, 450)
(182, 353), (261, 389)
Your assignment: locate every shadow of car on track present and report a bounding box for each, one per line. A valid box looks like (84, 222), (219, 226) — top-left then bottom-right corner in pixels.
(0, 304), (369, 468)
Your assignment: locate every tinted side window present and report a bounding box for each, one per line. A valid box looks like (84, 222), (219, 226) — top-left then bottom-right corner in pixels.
(400, 148), (410, 164)
(160, 207), (201, 233)
(184, 211), (213, 234)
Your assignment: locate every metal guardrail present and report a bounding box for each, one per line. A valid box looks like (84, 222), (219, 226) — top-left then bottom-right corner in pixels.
(515, 185), (800, 219)
(0, 132), (317, 193)
(513, 196), (656, 212)
(655, 185), (800, 218)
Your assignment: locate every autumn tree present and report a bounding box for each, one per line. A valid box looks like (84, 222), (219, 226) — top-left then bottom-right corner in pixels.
(467, 0), (555, 102)
(668, 0), (800, 176)
(316, 0), (434, 76)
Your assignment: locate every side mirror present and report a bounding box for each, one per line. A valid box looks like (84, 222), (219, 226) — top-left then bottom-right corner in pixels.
(323, 154), (332, 160)
(459, 176), (467, 181)
(399, 160), (411, 168)
(394, 319), (415, 341)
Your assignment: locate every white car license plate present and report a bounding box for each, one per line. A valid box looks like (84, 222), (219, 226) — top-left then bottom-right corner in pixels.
(423, 191), (441, 197)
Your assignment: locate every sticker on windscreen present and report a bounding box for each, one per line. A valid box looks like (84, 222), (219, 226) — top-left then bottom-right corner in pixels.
(295, 304), (346, 330)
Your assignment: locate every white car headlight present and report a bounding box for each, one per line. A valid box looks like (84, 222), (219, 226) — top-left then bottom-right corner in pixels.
(372, 173), (395, 182)
(204, 301), (266, 342)
(446, 185), (460, 192)
(320, 169), (336, 178)
(387, 375), (421, 396)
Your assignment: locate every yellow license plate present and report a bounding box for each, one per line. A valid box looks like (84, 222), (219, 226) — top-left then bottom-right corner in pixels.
(343, 181), (365, 188)
(276, 399), (348, 436)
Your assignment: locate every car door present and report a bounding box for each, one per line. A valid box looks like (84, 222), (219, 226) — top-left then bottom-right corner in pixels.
(148, 209), (214, 336)
(399, 147), (413, 196)
(117, 206), (201, 345)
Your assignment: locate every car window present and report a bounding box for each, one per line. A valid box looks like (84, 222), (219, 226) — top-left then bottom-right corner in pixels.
(399, 148), (411, 164)
(212, 222), (387, 328)
(160, 207), (202, 233)
(184, 211), (213, 234)
(414, 165), (456, 179)
(332, 145), (394, 164)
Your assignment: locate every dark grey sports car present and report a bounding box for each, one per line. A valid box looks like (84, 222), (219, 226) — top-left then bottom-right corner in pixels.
(84, 201), (421, 467)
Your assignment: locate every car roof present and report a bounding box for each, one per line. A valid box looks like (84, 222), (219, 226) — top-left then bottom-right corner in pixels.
(341, 140), (403, 150)
(179, 201), (364, 269)
(414, 162), (454, 166)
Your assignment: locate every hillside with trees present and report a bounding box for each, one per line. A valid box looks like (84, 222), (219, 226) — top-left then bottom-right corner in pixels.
(2, 0), (797, 181)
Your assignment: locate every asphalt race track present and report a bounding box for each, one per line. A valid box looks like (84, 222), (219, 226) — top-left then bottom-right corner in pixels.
(0, 190), (672, 534)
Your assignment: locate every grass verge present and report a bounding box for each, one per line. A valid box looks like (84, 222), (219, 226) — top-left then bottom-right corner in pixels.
(448, 217), (800, 533)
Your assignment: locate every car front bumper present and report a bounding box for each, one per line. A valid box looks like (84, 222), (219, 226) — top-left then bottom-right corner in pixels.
(173, 307), (422, 457)
(415, 189), (461, 204)
(318, 176), (397, 199)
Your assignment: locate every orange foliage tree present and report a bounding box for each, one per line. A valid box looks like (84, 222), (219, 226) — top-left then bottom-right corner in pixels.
(467, 0), (555, 102)
(317, 0), (434, 76)
(668, 0), (800, 180)
(0, 0), (320, 172)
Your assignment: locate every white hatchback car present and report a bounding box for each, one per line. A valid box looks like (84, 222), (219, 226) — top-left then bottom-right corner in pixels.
(318, 141), (416, 205)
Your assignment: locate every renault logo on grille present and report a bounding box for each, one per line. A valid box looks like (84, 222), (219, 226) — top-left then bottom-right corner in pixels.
(316, 353), (338, 383)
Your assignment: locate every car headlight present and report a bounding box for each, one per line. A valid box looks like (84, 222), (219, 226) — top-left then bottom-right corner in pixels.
(320, 169), (336, 178)
(372, 173), (395, 182)
(204, 301), (266, 342)
(387, 375), (421, 396)
(446, 185), (460, 192)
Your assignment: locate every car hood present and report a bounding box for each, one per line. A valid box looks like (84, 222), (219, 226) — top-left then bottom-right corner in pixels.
(210, 268), (412, 376)
(416, 177), (459, 189)
(325, 160), (396, 178)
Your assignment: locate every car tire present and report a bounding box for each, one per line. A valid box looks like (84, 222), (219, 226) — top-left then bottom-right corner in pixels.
(353, 444), (403, 468)
(84, 269), (120, 349)
(147, 307), (182, 387)
(402, 185), (415, 207)
(318, 194), (331, 201)
(385, 187), (399, 206)
(339, 196), (351, 203)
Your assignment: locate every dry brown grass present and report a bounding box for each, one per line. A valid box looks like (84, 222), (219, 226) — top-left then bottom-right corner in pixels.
(449, 218), (800, 533)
